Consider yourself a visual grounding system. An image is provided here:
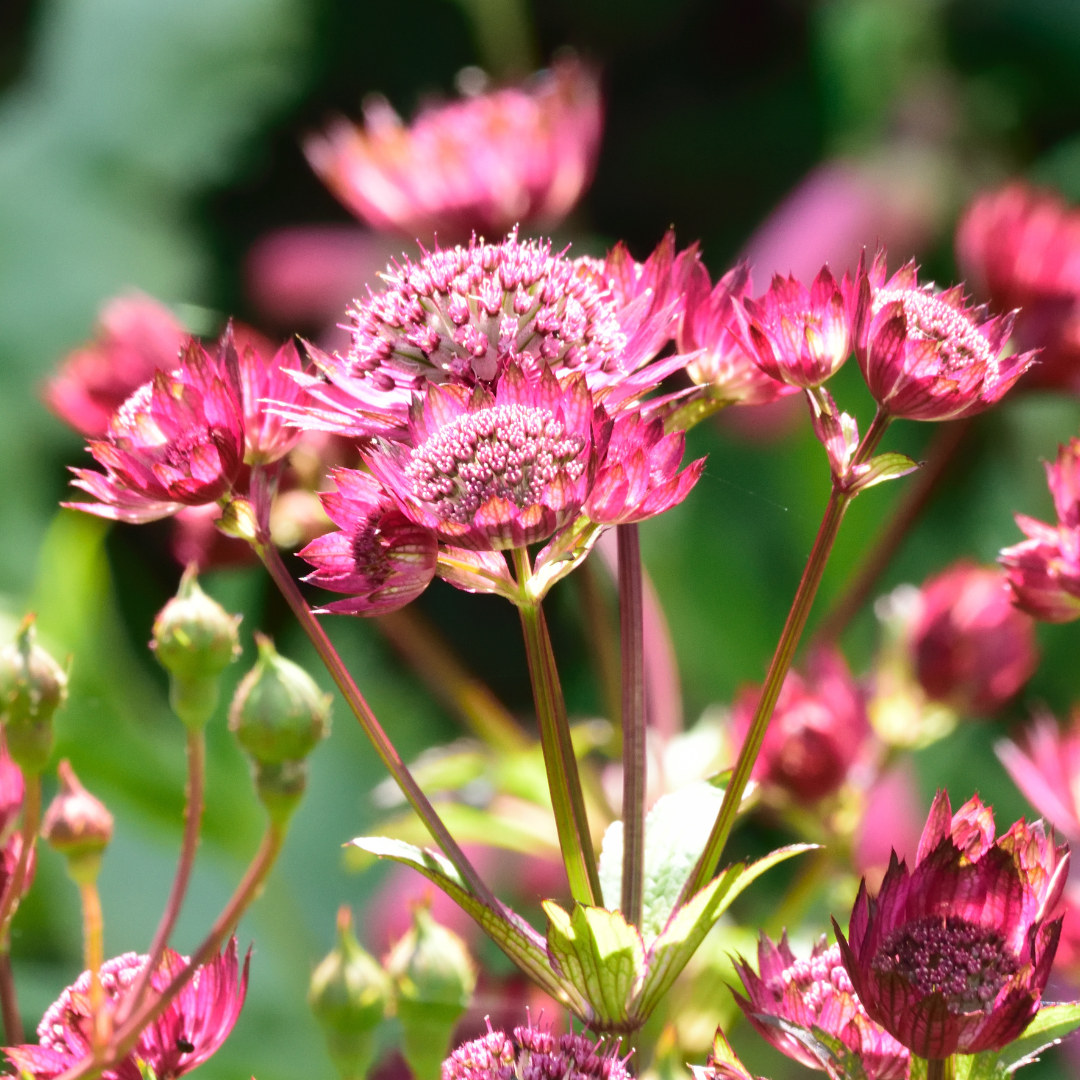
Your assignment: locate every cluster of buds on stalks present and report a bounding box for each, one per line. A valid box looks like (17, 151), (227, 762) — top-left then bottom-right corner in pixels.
(309, 901), (475, 1080)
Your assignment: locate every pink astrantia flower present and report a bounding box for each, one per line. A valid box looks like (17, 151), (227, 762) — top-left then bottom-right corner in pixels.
(234, 331), (308, 466)
(733, 932), (909, 1080)
(299, 468), (438, 615)
(0, 741), (24, 840)
(442, 1022), (630, 1080)
(858, 253), (1038, 421)
(6, 939), (248, 1080)
(43, 293), (187, 438)
(306, 58), (601, 240)
(956, 183), (1080, 394)
(731, 647), (869, 804)
(65, 340), (246, 523)
(583, 410), (704, 525)
(737, 265), (859, 389)
(908, 561), (1038, 716)
(678, 260), (799, 405)
(999, 438), (1080, 622)
(286, 230), (683, 442)
(835, 792), (1069, 1059)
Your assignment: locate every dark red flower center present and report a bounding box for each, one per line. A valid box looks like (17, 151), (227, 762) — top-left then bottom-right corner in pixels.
(871, 915), (1020, 1014)
(405, 403), (586, 524)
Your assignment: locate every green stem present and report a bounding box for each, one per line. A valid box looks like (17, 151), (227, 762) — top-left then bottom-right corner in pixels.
(676, 409), (891, 904)
(513, 547), (601, 906)
(0, 774), (40, 947)
(256, 541), (498, 911)
(617, 524), (645, 930)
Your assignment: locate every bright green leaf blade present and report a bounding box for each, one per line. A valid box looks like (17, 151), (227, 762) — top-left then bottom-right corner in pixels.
(850, 452), (920, 494)
(999, 1002), (1080, 1072)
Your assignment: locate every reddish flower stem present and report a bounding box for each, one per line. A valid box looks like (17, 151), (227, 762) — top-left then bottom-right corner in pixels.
(513, 547), (601, 907)
(814, 417), (971, 643)
(618, 523), (645, 930)
(256, 540), (497, 909)
(677, 410), (892, 905)
(0, 773), (41, 947)
(0, 951), (23, 1044)
(116, 728), (206, 1026)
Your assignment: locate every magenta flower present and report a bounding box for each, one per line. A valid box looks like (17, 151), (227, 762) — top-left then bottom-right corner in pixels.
(65, 340), (246, 523)
(43, 293), (187, 438)
(299, 468), (438, 615)
(305, 58), (602, 240)
(442, 1022), (630, 1080)
(731, 647), (869, 804)
(6, 940), (249, 1080)
(0, 740), (25, 839)
(737, 265), (858, 389)
(909, 561), (1038, 716)
(234, 331), (308, 466)
(836, 791), (1069, 1059)
(583, 410), (704, 525)
(956, 183), (1080, 394)
(733, 932), (909, 1080)
(858, 254), (1038, 421)
(678, 260), (799, 405)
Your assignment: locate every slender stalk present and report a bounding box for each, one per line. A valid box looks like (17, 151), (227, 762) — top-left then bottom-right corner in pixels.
(814, 417), (970, 643)
(256, 541), (497, 910)
(79, 879), (108, 1054)
(617, 524), (646, 930)
(513, 548), (601, 906)
(116, 729), (206, 1026)
(0, 774), (41, 946)
(375, 608), (530, 752)
(0, 951), (23, 1044)
(575, 558), (622, 736)
(676, 410), (892, 904)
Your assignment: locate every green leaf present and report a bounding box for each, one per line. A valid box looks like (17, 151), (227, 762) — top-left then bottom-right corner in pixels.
(598, 780), (727, 942)
(349, 836), (590, 1017)
(542, 900), (645, 1028)
(849, 452), (920, 494)
(529, 517), (605, 601)
(999, 1002), (1080, 1072)
(632, 844), (815, 1020)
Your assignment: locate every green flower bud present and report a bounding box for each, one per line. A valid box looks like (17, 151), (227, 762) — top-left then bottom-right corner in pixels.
(42, 759), (113, 885)
(229, 634), (331, 765)
(386, 903), (476, 1080)
(151, 565), (241, 730)
(309, 905), (391, 1080)
(0, 615), (66, 775)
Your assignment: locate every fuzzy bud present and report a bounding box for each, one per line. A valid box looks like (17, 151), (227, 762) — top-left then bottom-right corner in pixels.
(309, 905), (391, 1080)
(41, 759), (113, 884)
(151, 564), (241, 729)
(0, 615), (67, 775)
(386, 902), (476, 1080)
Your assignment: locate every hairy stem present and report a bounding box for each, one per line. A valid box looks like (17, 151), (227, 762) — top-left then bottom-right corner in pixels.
(0, 774), (41, 947)
(256, 541), (497, 909)
(0, 951), (23, 1044)
(116, 729), (206, 1025)
(513, 548), (601, 906)
(618, 524), (646, 929)
(677, 410), (891, 904)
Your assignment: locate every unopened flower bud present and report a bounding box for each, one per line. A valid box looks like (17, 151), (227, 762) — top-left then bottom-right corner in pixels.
(229, 634), (331, 765)
(0, 615), (66, 775)
(42, 760), (113, 884)
(309, 905), (391, 1080)
(386, 903), (476, 1080)
(152, 564), (241, 729)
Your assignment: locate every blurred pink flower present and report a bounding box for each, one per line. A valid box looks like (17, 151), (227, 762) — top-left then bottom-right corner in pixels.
(306, 58), (602, 241)
(999, 437), (1080, 623)
(909, 561), (1038, 716)
(0, 740), (25, 839)
(853, 761), (924, 884)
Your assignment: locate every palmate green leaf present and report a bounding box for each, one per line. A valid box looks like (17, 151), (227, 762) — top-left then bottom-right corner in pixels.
(598, 780), (727, 942)
(542, 901), (645, 1028)
(349, 836), (590, 1017)
(632, 844), (815, 1020)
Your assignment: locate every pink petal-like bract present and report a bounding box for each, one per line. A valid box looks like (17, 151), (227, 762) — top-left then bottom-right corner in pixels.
(733, 932), (909, 1079)
(234, 330), (309, 465)
(836, 792), (1069, 1059)
(6, 940), (249, 1080)
(306, 58), (602, 240)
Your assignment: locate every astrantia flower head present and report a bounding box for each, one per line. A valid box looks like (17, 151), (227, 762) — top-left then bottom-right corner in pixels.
(65, 339), (245, 523)
(306, 57), (601, 240)
(836, 791), (1069, 1059)
(234, 330), (308, 466)
(999, 437), (1080, 622)
(733, 932), (909, 1080)
(6, 939), (248, 1080)
(858, 253), (1037, 421)
(738, 265), (859, 389)
(441, 1022), (630, 1080)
